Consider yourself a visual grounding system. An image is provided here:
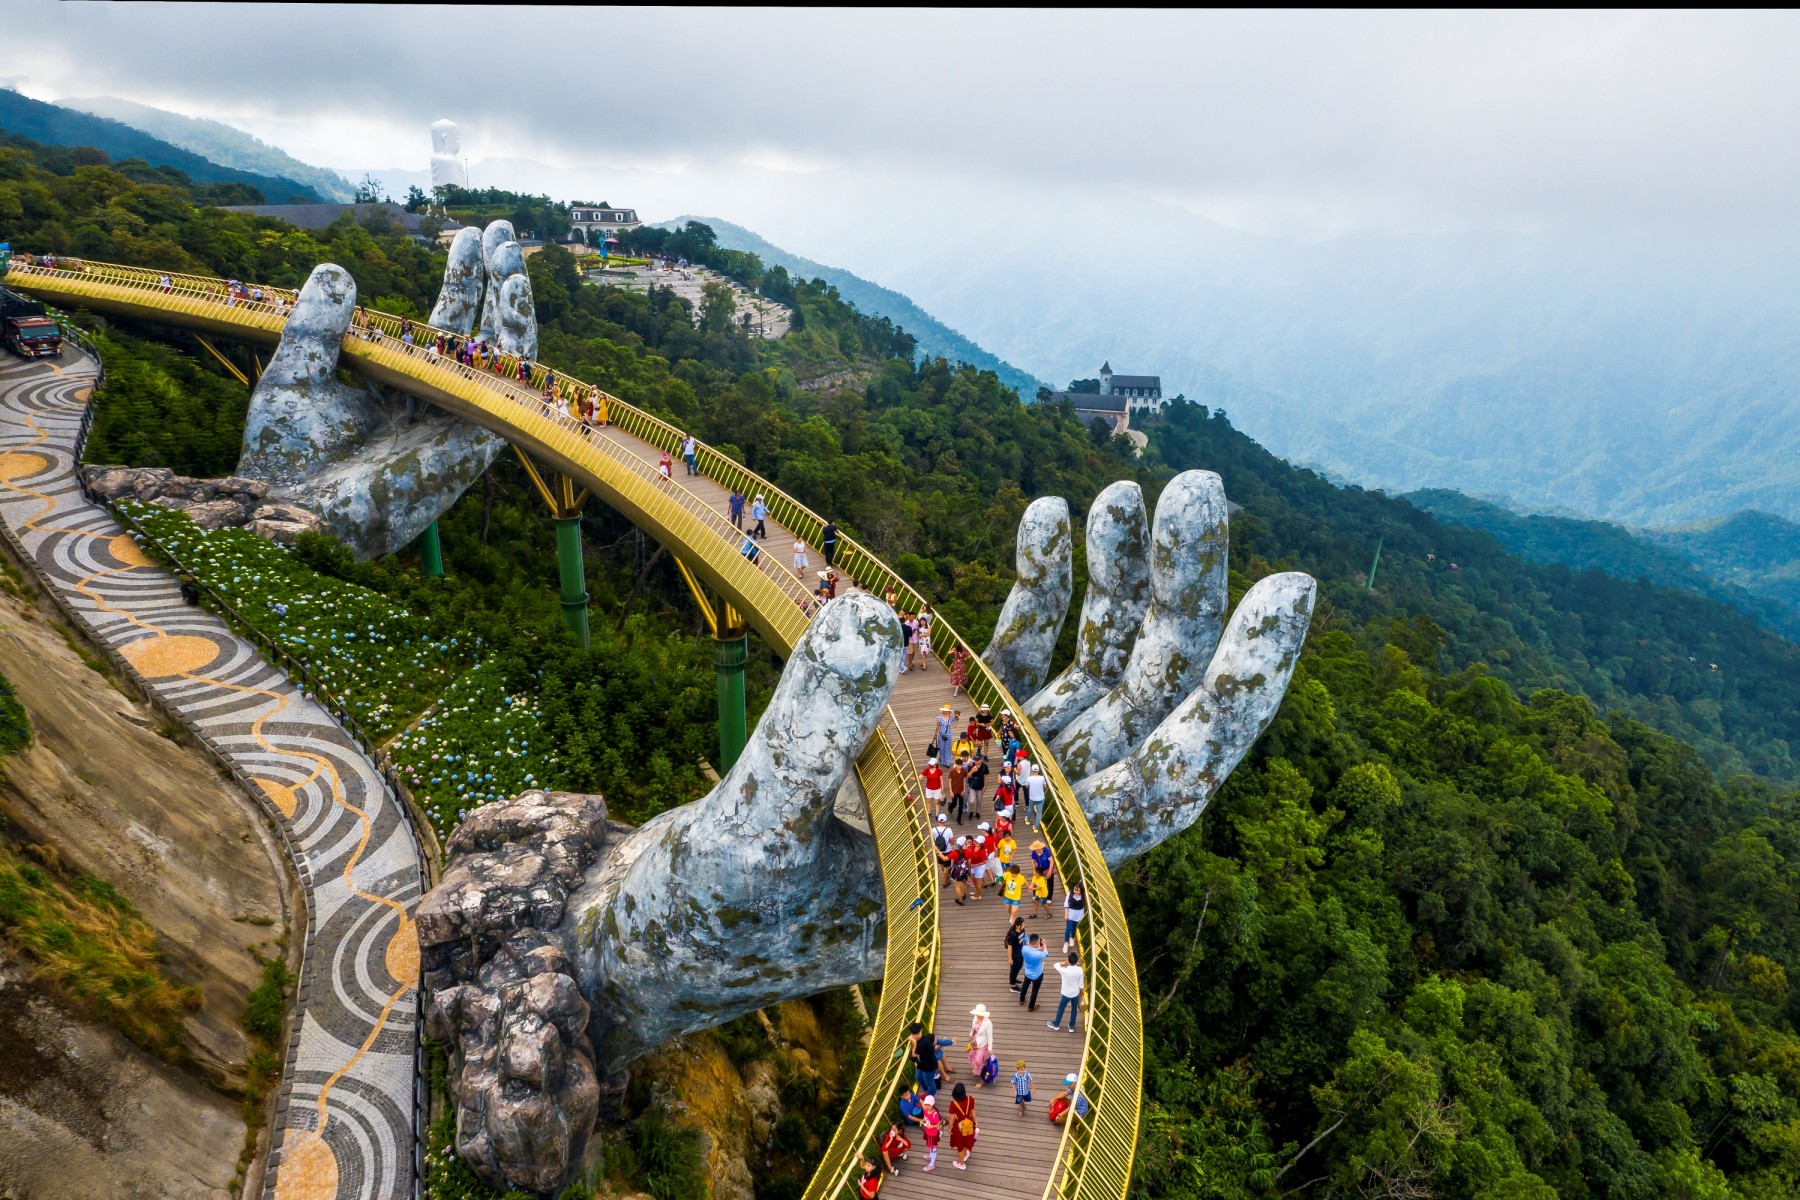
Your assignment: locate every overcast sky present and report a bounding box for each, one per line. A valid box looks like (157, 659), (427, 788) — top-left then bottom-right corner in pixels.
(13, 6), (1800, 267)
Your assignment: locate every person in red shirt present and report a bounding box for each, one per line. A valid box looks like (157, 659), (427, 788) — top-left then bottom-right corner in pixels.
(920, 760), (945, 814)
(857, 1157), (884, 1198)
(878, 1123), (912, 1174)
(964, 831), (990, 900)
(979, 823), (1001, 883)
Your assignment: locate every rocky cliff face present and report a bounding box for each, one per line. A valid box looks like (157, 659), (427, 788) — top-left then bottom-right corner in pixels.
(0, 544), (291, 1196)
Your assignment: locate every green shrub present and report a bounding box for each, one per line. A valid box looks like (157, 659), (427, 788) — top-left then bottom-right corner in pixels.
(242, 957), (292, 1043)
(0, 668), (29, 757)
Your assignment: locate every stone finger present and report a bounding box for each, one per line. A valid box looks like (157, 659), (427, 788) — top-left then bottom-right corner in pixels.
(1053, 470), (1229, 779)
(1023, 480), (1150, 737)
(1075, 571), (1316, 866)
(478, 219), (518, 341)
(497, 272), (539, 359)
(982, 496), (1073, 697)
(430, 225), (486, 334)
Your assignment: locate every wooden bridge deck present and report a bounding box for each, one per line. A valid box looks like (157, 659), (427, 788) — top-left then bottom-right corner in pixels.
(883, 666), (1077, 1197)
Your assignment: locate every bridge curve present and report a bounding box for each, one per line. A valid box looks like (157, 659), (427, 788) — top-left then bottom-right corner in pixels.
(5, 257), (1142, 1200)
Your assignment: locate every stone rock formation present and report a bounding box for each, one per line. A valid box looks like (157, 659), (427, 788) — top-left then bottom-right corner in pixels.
(79, 466), (324, 544)
(430, 225), (486, 332)
(420, 789), (609, 1193)
(418, 490), (1315, 1193)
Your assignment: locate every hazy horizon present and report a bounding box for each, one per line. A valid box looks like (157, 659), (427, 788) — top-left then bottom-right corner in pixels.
(13, 5), (1800, 526)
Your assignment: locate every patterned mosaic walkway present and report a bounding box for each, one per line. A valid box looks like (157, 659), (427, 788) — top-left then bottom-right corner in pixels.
(0, 352), (422, 1200)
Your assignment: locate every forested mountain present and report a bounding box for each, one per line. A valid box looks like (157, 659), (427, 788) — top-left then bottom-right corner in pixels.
(62, 95), (356, 201)
(1411, 489), (1800, 643)
(1650, 511), (1800, 619)
(7, 134), (1799, 1200)
(661, 214), (1048, 398)
(0, 89), (321, 202)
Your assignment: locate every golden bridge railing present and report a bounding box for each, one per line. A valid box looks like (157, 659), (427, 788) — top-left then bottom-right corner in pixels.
(2, 254), (1143, 1200)
(804, 711), (938, 1200)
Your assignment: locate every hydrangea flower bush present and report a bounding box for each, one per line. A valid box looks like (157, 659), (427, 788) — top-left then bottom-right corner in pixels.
(386, 661), (559, 840)
(122, 502), (469, 741)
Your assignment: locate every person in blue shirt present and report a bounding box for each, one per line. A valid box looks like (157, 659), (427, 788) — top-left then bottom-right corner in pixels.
(728, 489), (745, 529)
(750, 494), (770, 539)
(1016, 933), (1048, 1010)
(897, 1086), (925, 1127)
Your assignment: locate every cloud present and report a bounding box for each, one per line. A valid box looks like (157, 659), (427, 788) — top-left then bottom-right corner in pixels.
(14, 5), (1800, 239)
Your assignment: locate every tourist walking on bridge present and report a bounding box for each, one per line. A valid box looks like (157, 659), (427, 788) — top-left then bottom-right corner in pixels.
(821, 517), (840, 567)
(966, 1004), (995, 1087)
(1005, 914), (1027, 990)
(1048, 951), (1084, 1033)
(1017, 933), (1047, 1010)
(919, 1096), (942, 1171)
(682, 433), (698, 475)
(947, 1083), (977, 1170)
(750, 494), (769, 539)
(1062, 883), (1086, 953)
(1025, 764), (1047, 828)
(728, 488), (745, 529)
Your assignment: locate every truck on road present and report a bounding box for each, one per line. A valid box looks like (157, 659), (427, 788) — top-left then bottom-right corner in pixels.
(0, 287), (63, 359)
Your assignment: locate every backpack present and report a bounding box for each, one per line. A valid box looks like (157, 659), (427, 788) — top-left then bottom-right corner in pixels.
(950, 857), (971, 882)
(934, 828), (952, 854)
(980, 1055), (1000, 1084)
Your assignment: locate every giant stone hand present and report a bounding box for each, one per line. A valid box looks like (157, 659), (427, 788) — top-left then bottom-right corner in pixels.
(1009, 469), (1317, 865)
(419, 594), (898, 1192)
(232, 219), (539, 558)
(417, 474), (1313, 1192)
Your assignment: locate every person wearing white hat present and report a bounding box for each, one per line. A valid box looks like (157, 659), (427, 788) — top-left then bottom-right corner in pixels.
(949, 837), (972, 904)
(966, 1003), (995, 1086)
(749, 493), (769, 539)
(920, 1093), (942, 1171)
(932, 814), (954, 887)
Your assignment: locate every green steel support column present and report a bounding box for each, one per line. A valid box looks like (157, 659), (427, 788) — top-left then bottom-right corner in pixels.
(714, 631), (749, 772)
(420, 520), (444, 578)
(553, 515), (590, 648)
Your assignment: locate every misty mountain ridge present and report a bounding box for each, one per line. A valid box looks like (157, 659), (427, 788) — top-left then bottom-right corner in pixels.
(61, 96), (358, 202)
(0, 89), (322, 202)
(857, 191), (1800, 531)
(661, 216), (1048, 398)
(1411, 488), (1800, 643)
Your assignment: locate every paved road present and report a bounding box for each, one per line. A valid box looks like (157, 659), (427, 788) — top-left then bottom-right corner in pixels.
(0, 352), (422, 1200)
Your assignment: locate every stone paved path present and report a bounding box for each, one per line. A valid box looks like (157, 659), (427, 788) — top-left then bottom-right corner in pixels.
(0, 352), (421, 1200)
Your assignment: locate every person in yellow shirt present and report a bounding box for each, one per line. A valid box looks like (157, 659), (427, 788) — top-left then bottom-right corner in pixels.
(996, 832), (1017, 871)
(1000, 862), (1026, 923)
(1031, 869), (1052, 919)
